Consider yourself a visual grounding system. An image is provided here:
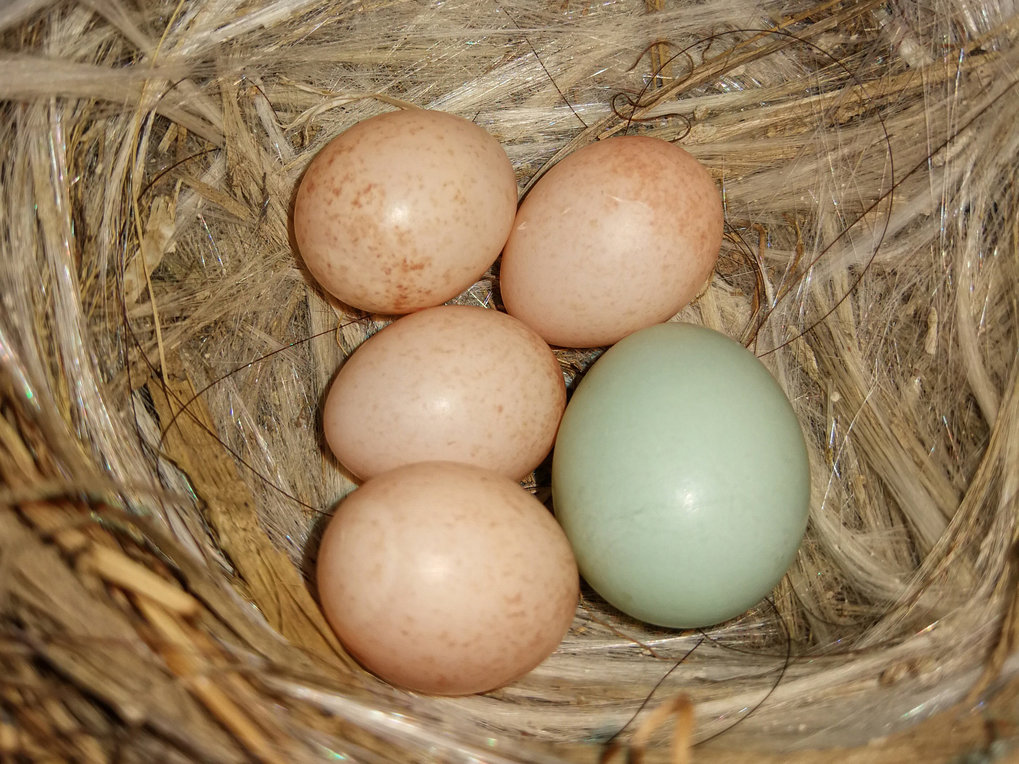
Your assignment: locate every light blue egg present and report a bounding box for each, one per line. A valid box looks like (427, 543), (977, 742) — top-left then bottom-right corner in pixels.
(551, 322), (810, 628)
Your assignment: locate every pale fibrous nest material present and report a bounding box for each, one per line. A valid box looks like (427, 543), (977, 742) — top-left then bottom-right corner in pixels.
(0, 0), (1017, 761)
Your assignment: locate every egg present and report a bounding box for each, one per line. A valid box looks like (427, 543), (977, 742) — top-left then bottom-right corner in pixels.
(316, 461), (579, 695)
(323, 305), (566, 481)
(294, 109), (518, 314)
(500, 136), (723, 348)
(551, 323), (810, 628)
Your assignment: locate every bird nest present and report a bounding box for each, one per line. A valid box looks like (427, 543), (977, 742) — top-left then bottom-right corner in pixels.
(1, 0), (1017, 761)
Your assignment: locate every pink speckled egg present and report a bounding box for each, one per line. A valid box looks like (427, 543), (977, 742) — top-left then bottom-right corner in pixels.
(316, 461), (579, 695)
(500, 136), (723, 348)
(323, 305), (565, 481)
(294, 109), (518, 314)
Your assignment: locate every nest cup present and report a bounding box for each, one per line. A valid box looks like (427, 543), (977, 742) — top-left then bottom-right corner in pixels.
(1, 1), (1018, 761)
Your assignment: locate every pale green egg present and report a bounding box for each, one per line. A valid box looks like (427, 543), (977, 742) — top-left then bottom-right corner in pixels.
(551, 323), (810, 628)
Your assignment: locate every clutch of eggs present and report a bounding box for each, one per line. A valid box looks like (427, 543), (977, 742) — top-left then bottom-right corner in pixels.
(296, 109), (809, 693)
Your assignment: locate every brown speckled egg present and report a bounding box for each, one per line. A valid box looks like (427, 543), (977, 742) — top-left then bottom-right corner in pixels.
(500, 136), (723, 348)
(315, 461), (579, 695)
(294, 109), (518, 314)
(323, 305), (565, 481)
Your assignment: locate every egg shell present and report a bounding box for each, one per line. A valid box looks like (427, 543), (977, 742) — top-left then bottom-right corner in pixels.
(551, 323), (810, 628)
(294, 109), (518, 314)
(500, 136), (723, 348)
(323, 305), (566, 481)
(315, 461), (579, 695)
